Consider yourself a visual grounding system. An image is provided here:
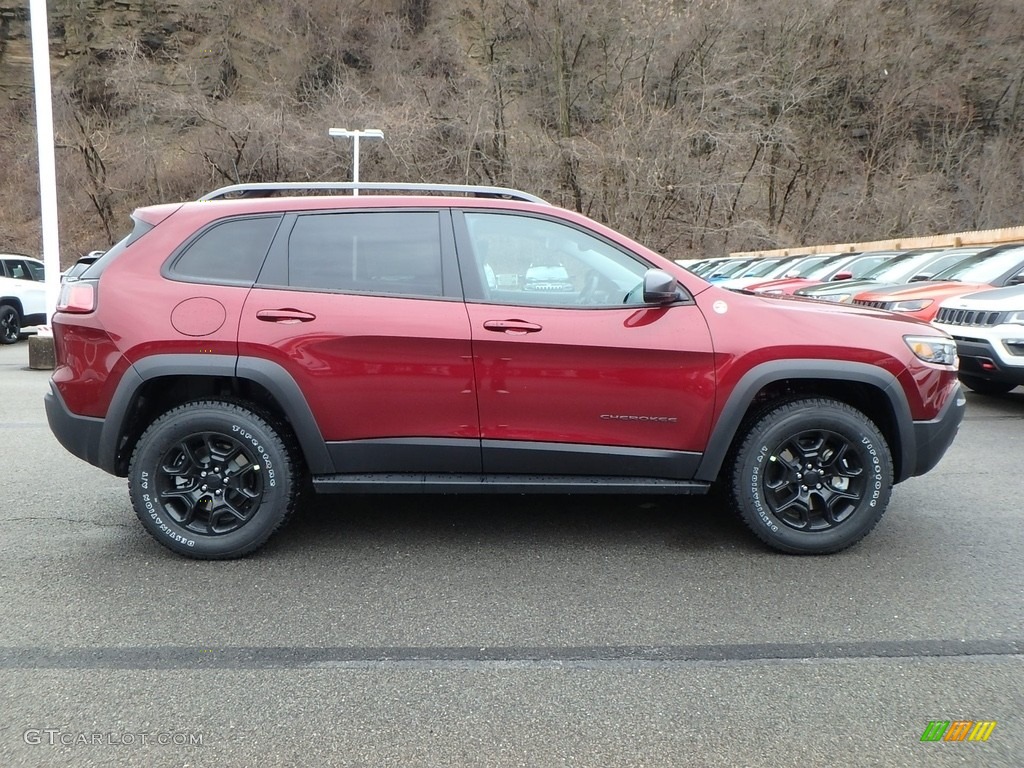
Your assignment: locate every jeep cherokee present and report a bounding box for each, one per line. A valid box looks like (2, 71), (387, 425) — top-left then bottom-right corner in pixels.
(46, 182), (966, 558)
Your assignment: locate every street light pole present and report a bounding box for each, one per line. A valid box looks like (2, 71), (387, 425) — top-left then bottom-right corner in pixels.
(29, 0), (61, 323)
(328, 128), (384, 196)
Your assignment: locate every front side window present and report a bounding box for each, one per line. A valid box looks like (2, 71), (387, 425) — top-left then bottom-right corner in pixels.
(288, 212), (443, 298)
(7, 260), (35, 280)
(463, 212), (649, 307)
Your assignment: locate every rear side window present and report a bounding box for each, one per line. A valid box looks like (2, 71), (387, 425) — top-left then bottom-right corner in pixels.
(171, 216), (281, 284)
(287, 212), (442, 297)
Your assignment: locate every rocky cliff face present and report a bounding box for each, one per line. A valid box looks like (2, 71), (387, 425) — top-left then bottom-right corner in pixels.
(1, 3), (39, 98)
(1, 0), (208, 99)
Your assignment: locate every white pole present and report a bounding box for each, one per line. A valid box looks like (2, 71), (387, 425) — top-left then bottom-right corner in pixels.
(328, 129), (384, 197)
(352, 133), (360, 196)
(29, 0), (61, 323)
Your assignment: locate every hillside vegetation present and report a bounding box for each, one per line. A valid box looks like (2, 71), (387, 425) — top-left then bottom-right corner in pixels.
(1, 0), (1022, 262)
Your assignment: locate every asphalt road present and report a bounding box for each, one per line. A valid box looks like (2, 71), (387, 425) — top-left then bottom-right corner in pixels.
(0, 341), (1021, 767)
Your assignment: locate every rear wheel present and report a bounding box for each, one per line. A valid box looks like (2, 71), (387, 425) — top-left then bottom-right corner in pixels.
(959, 374), (1017, 395)
(0, 304), (20, 345)
(730, 398), (893, 554)
(128, 400), (300, 559)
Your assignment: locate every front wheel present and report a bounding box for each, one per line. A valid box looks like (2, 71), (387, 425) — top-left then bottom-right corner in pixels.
(730, 398), (893, 555)
(0, 304), (21, 345)
(128, 400), (300, 559)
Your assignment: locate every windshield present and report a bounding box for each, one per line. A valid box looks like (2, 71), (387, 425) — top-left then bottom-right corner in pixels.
(902, 249), (985, 280)
(739, 259), (784, 277)
(805, 254), (860, 279)
(858, 252), (923, 280)
(930, 246), (1024, 283)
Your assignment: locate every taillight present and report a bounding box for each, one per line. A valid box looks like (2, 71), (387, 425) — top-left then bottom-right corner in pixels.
(57, 281), (97, 313)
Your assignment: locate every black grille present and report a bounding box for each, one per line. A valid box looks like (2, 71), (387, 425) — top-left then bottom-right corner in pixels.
(854, 299), (891, 310)
(935, 307), (1007, 327)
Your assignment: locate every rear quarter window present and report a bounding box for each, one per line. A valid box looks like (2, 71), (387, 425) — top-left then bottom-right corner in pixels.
(169, 216), (282, 285)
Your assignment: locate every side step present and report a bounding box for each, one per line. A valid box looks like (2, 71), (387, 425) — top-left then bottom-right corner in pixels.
(312, 474), (712, 495)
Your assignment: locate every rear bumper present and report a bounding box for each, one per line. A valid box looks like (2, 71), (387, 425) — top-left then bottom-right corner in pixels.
(908, 384), (966, 478)
(45, 382), (106, 470)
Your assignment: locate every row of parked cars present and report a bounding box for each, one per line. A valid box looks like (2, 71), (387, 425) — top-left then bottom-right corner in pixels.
(682, 245), (1024, 394)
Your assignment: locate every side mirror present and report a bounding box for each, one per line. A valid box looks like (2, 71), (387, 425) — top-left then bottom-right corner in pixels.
(830, 271), (853, 281)
(643, 269), (681, 304)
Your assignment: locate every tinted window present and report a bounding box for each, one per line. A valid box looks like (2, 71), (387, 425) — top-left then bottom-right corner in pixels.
(287, 212), (443, 297)
(463, 212), (649, 307)
(172, 216), (280, 284)
(6, 260), (36, 280)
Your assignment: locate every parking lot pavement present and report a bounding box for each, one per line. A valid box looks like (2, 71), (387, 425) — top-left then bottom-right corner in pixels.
(0, 340), (1021, 767)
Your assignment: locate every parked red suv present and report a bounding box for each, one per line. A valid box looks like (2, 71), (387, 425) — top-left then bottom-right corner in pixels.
(46, 183), (965, 558)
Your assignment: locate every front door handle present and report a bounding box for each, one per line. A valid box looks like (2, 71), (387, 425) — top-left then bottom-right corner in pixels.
(256, 309), (317, 324)
(483, 319), (543, 334)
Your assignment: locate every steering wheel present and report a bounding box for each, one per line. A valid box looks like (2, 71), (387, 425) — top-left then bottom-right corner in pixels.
(576, 270), (604, 305)
(623, 280), (644, 304)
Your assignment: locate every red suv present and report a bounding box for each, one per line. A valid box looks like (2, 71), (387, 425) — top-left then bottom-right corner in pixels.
(46, 183), (965, 558)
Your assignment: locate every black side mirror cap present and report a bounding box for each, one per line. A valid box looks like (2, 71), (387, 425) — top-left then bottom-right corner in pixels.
(643, 269), (681, 304)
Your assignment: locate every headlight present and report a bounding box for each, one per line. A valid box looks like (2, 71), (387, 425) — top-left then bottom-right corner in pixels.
(1006, 310), (1024, 325)
(890, 298), (934, 312)
(821, 293), (852, 303)
(904, 335), (957, 367)
(758, 288), (785, 295)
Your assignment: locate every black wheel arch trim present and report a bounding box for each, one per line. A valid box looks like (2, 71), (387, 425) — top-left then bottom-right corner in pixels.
(234, 356), (332, 473)
(98, 354), (331, 476)
(694, 360), (916, 484)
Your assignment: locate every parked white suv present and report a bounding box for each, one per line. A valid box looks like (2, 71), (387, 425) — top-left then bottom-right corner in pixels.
(0, 254), (45, 282)
(0, 275), (46, 344)
(933, 284), (1024, 394)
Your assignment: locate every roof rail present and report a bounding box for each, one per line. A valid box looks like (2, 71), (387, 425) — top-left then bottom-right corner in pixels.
(198, 182), (549, 205)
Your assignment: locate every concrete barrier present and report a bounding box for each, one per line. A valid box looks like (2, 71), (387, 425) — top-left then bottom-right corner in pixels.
(28, 334), (55, 370)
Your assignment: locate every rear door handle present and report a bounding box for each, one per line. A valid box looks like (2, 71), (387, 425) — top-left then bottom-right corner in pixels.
(256, 309), (317, 324)
(483, 319), (543, 334)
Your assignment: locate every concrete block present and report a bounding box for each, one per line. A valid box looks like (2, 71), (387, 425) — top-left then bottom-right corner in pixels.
(28, 334), (55, 370)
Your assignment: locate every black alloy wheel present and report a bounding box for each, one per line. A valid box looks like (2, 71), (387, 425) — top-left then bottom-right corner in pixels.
(760, 429), (867, 532)
(129, 400), (299, 559)
(154, 431), (266, 536)
(0, 304), (20, 345)
(731, 398), (893, 555)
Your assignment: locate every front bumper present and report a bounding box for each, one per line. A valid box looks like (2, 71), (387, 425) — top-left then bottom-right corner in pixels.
(908, 383), (966, 478)
(951, 336), (1024, 386)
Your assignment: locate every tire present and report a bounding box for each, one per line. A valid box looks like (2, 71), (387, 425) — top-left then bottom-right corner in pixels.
(0, 304), (20, 345)
(128, 400), (300, 559)
(958, 374), (1017, 395)
(730, 398), (893, 555)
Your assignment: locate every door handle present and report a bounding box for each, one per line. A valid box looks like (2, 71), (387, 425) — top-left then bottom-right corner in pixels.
(483, 319), (543, 334)
(256, 309), (317, 324)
